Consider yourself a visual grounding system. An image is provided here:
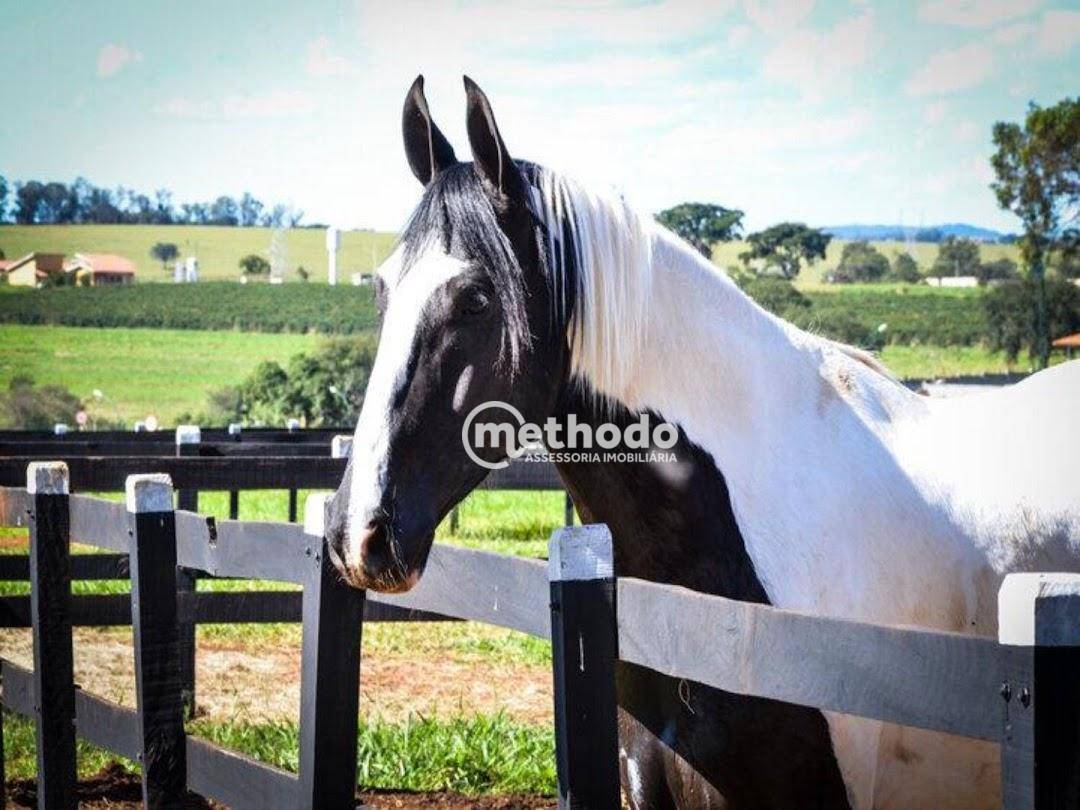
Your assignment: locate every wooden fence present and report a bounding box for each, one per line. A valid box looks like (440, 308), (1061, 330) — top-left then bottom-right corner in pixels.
(1, 459), (1078, 807)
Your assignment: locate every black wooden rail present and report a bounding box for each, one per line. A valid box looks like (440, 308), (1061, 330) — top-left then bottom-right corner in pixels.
(2, 469), (1078, 809)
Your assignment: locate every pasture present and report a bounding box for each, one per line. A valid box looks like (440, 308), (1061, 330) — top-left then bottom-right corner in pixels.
(0, 224), (397, 283)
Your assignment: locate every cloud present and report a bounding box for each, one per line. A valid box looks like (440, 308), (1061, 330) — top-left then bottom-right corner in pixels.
(922, 101), (949, 124)
(97, 43), (142, 78)
(760, 11), (875, 100)
(743, 0), (815, 35)
(904, 41), (994, 95)
(1036, 9), (1080, 56)
(917, 0), (1042, 28)
(306, 36), (352, 77)
(727, 24), (754, 48)
(157, 91), (315, 120)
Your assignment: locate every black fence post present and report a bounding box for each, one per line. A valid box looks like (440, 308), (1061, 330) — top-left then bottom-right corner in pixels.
(126, 474), (187, 808)
(227, 422), (242, 519)
(174, 425), (199, 718)
(286, 420), (301, 523)
(297, 493), (364, 809)
(999, 573), (1080, 810)
(27, 461), (76, 810)
(548, 524), (620, 809)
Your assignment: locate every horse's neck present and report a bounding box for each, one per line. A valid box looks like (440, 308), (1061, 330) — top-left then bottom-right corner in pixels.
(582, 232), (819, 461)
(552, 388), (770, 603)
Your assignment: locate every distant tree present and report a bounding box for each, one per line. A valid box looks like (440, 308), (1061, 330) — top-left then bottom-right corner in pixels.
(833, 241), (890, 283)
(914, 227), (945, 242)
(295, 265), (310, 282)
(984, 275), (1080, 363)
(150, 242), (180, 273)
(0, 377), (83, 430)
(239, 254), (270, 276)
(929, 236), (981, 278)
(890, 252), (921, 283)
(655, 202), (744, 258)
(153, 189), (174, 224)
(239, 192), (264, 227)
(0, 247), (5, 259)
(740, 223), (831, 280)
(210, 195), (240, 226)
(991, 97), (1080, 367)
(1053, 228), (1079, 279)
(14, 181), (45, 223)
(0, 174), (8, 223)
(976, 257), (1018, 284)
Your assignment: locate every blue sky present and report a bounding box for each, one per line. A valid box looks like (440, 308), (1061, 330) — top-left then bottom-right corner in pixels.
(1, 0), (1077, 232)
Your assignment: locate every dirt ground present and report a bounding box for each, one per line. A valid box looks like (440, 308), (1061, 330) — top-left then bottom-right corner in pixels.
(0, 626), (552, 726)
(4, 764), (555, 809)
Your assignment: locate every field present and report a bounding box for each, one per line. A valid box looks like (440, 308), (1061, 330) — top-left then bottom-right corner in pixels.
(0, 324), (320, 424)
(0, 224), (398, 283)
(711, 239), (1022, 287)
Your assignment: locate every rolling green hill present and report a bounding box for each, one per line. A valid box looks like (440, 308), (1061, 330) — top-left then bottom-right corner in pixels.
(0, 224), (397, 283)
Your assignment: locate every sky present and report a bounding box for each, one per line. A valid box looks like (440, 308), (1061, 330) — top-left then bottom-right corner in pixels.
(1, 0), (1077, 233)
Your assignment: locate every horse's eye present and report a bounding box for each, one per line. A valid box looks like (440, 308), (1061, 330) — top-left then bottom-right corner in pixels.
(459, 288), (491, 317)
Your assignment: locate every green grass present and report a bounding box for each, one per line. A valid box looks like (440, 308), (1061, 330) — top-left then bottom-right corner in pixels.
(711, 238), (1022, 287)
(0, 224), (397, 283)
(0, 324), (320, 424)
(1, 711), (556, 796)
(879, 344), (1027, 378)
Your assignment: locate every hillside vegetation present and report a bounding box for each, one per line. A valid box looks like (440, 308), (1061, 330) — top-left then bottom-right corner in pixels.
(710, 239), (1022, 287)
(0, 282), (380, 333)
(0, 224), (397, 282)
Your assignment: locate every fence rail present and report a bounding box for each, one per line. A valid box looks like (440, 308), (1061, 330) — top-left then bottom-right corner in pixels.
(1, 459), (1077, 807)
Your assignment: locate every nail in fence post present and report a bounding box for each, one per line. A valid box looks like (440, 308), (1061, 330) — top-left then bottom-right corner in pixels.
(174, 425), (200, 718)
(126, 474), (187, 808)
(227, 422), (242, 519)
(27, 461), (76, 810)
(298, 493), (364, 809)
(548, 524), (620, 809)
(999, 574), (1080, 810)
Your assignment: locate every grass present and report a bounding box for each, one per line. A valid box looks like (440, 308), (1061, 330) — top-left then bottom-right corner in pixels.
(0, 224), (397, 283)
(710, 238), (1022, 288)
(1, 711), (557, 796)
(0, 324), (320, 424)
(879, 344), (1030, 378)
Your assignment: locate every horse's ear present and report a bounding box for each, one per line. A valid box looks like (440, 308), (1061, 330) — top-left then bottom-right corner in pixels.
(463, 76), (525, 201)
(402, 75), (457, 186)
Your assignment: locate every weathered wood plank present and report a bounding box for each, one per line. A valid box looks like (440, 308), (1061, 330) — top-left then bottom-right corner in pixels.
(370, 543), (550, 639)
(0, 487), (31, 529)
(174, 512), (310, 583)
(617, 577), (1002, 741)
(68, 495), (128, 552)
(186, 737), (299, 810)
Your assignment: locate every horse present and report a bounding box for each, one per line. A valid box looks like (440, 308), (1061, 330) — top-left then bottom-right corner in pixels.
(326, 75), (1080, 808)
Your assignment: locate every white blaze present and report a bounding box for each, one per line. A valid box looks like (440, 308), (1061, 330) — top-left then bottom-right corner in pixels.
(346, 244), (467, 567)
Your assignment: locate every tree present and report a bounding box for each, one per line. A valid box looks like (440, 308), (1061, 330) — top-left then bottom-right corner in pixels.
(984, 275), (1080, 363)
(929, 236), (981, 278)
(14, 181), (45, 223)
(655, 202), (744, 258)
(0, 376), (83, 430)
(239, 254), (270, 276)
(833, 241), (890, 283)
(991, 97), (1080, 367)
(150, 242), (180, 273)
(0, 174), (8, 223)
(239, 192), (264, 227)
(737, 276), (811, 318)
(976, 257), (1018, 285)
(890, 252), (921, 283)
(209, 195), (239, 226)
(740, 223), (831, 280)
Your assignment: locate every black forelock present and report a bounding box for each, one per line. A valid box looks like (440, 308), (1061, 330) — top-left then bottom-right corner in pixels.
(398, 161), (576, 376)
(399, 162), (533, 373)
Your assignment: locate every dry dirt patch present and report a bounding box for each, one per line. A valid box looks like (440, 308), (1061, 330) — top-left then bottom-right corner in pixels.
(0, 626), (552, 726)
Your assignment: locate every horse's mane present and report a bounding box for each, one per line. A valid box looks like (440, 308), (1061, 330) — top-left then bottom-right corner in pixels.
(401, 161), (898, 391)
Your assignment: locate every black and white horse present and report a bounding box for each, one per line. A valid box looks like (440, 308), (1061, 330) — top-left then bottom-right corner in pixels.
(327, 76), (1080, 809)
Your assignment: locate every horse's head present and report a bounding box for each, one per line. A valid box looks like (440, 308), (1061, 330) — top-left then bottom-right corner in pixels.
(326, 76), (574, 591)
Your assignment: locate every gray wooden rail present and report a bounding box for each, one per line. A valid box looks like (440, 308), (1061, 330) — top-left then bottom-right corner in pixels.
(1, 471), (1077, 808)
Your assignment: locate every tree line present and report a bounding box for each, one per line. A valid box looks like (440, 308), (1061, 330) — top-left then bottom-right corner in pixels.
(0, 174), (305, 228)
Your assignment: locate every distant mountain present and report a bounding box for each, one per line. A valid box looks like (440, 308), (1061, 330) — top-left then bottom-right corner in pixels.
(822, 223), (1016, 243)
